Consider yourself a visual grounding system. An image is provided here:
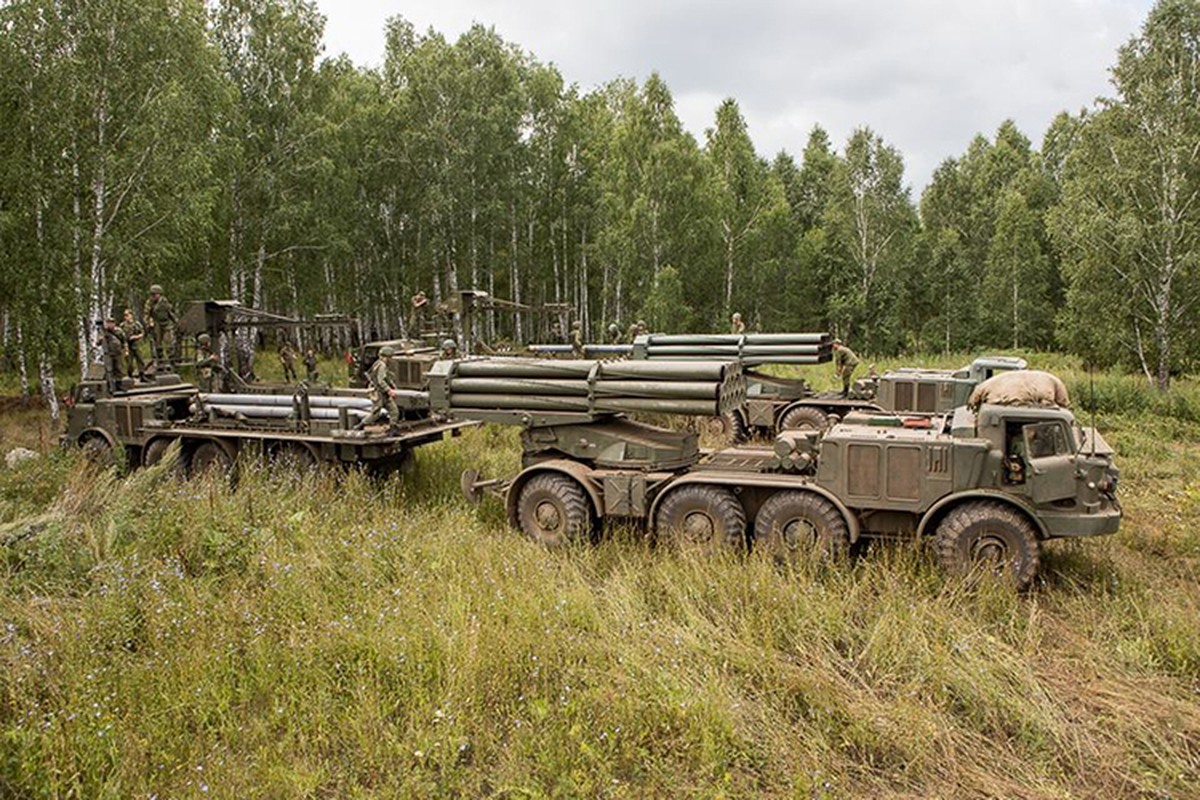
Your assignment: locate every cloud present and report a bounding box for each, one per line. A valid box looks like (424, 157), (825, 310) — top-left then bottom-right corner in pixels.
(315, 0), (1151, 190)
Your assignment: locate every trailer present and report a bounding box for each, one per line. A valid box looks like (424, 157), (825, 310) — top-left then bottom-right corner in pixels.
(435, 357), (1120, 589)
(64, 372), (475, 476)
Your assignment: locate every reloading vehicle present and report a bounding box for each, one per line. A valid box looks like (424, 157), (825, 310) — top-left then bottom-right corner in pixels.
(531, 335), (1027, 438)
(64, 370), (474, 475)
(435, 357), (1120, 588)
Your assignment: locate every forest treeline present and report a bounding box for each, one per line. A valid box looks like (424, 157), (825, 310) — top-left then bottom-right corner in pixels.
(1, 0), (1197, 403)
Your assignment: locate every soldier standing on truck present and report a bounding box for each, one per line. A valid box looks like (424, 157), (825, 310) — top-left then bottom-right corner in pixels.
(194, 333), (223, 393)
(832, 339), (859, 397)
(304, 348), (319, 382)
(143, 284), (178, 369)
(410, 290), (429, 334)
(607, 323), (622, 344)
(357, 344), (401, 431)
(730, 312), (745, 335)
(279, 341), (298, 382)
(98, 317), (127, 390)
(120, 308), (147, 380)
(627, 319), (648, 343)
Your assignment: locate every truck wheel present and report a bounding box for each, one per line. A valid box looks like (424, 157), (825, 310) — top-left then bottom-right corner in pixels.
(190, 441), (233, 478)
(934, 501), (1040, 590)
(80, 435), (114, 467)
(754, 491), (849, 565)
(144, 437), (180, 467)
(780, 406), (829, 433)
(703, 412), (749, 444)
(516, 473), (594, 548)
(655, 484), (746, 554)
(272, 442), (318, 473)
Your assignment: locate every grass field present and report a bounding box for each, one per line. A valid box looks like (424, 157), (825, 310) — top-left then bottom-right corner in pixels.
(1, 354), (1198, 798)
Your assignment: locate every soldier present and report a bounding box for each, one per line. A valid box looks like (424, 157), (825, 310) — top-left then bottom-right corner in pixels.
(143, 284), (179, 369)
(194, 333), (223, 393)
(357, 344), (401, 431)
(570, 320), (585, 356)
(730, 312), (745, 335)
(440, 338), (458, 359)
(97, 317), (127, 390)
(120, 308), (148, 379)
(627, 319), (648, 343)
(304, 348), (319, 382)
(607, 323), (622, 344)
(832, 339), (860, 397)
(410, 290), (429, 333)
(279, 341), (298, 382)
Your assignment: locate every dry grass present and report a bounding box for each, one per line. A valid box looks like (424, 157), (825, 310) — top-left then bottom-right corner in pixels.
(1, 355), (1198, 798)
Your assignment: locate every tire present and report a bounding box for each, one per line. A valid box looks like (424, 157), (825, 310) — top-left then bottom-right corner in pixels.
(703, 411), (750, 445)
(80, 435), (114, 467)
(934, 501), (1040, 590)
(753, 490), (850, 566)
(655, 484), (746, 554)
(271, 442), (318, 473)
(516, 473), (594, 548)
(189, 441), (233, 478)
(143, 437), (174, 467)
(780, 405), (830, 433)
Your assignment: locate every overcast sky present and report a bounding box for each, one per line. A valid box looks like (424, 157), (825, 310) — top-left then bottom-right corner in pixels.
(313, 0), (1154, 192)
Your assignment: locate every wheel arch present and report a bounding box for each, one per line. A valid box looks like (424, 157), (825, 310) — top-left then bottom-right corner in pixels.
(917, 491), (1049, 542)
(77, 427), (117, 449)
(505, 460), (603, 530)
(647, 474), (862, 543)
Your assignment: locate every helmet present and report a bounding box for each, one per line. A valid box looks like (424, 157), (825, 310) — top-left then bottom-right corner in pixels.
(197, 333), (210, 345)
(441, 338), (457, 352)
(379, 345), (396, 357)
(149, 284), (163, 295)
(571, 320), (582, 329)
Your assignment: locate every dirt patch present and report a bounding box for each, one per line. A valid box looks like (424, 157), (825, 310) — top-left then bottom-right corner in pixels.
(0, 395), (45, 415)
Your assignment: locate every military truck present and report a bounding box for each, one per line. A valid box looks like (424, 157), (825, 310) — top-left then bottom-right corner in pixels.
(64, 371), (475, 476)
(435, 357), (1119, 588)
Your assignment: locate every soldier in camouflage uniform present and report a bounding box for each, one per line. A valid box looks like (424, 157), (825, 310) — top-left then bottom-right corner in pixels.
(607, 323), (622, 344)
(730, 312), (745, 335)
(98, 317), (127, 390)
(279, 341), (298, 382)
(143, 284), (179, 369)
(832, 339), (860, 397)
(626, 319), (648, 343)
(570, 321), (585, 356)
(120, 308), (148, 379)
(194, 333), (222, 393)
(357, 344), (400, 430)
(304, 348), (319, 382)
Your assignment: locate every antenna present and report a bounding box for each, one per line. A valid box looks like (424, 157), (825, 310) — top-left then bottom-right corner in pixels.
(1089, 365), (1096, 457)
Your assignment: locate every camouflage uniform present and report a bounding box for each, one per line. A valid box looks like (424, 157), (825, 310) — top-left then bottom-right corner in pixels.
(279, 343), (298, 382)
(99, 321), (127, 387)
(143, 285), (179, 368)
(570, 322), (585, 356)
(730, 313), (745, 335)
(195, 335), (221, 393)
(304, 349), (319, 382)
(607, 323), (622, 344)
(833, 342), (860, 397)
(120, 312), (147, 378)
(358, 347), (399, 429)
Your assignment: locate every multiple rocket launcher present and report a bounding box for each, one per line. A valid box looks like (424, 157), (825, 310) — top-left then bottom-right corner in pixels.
(527, 332), (834, 368)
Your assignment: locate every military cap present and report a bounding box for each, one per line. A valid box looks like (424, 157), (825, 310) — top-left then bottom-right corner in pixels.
(149, 284), (164, 295)
(379, 345), (396, 357)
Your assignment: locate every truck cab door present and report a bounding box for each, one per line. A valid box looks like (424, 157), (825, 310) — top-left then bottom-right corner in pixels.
(1023, 421), (1077, 503)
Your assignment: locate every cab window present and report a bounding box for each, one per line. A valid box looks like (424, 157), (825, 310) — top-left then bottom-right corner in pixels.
(1023, 422), (1071, 459)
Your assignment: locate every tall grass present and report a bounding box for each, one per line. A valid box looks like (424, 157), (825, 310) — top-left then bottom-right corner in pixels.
(2, 400), (1199, 797)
